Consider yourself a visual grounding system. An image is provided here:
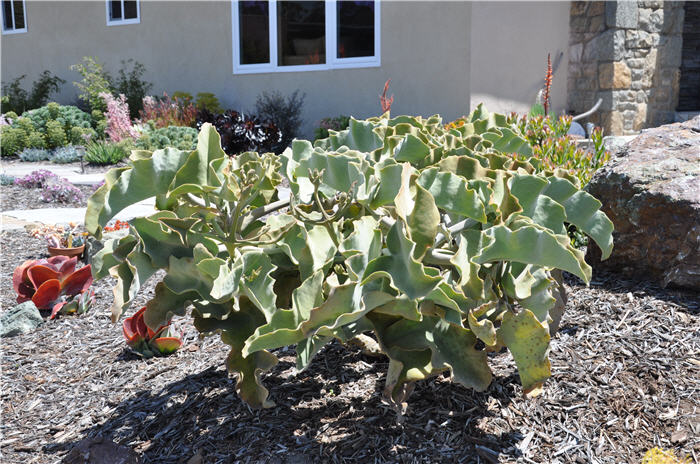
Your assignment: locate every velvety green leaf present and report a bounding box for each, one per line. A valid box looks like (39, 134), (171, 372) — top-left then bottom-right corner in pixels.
(545, 177), (614, 259)
(476, 224), (592, 283)
(362, 222), (441, 300)
(194, 298), (278, 408)
(497, 309), (551, 396)
(417, 167), (487, 222)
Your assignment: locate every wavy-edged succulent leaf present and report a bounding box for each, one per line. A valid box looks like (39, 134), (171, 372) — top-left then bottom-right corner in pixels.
(497, 309), (551, 396)
(476, 223), (592, 283)
(86, 124), (224, 238)
(362, 222), (441, 300)
(194, 298), (278, 408)
(545, 176), (614, 259)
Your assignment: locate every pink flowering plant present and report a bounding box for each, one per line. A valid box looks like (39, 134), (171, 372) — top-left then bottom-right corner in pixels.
(100, 92), (138, 142)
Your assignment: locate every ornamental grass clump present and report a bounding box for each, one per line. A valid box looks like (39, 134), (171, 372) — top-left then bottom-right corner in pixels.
(87, 106), (613, 411)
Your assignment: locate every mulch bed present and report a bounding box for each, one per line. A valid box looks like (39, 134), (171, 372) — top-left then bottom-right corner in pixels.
(1, 231), (698, 462)
(0, 184), (97, 211)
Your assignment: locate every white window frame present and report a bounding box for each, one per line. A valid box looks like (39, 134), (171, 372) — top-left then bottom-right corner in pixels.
(1, 0), (27, 35)
(232, 0), (381, 74)
(106, 0), (140, 26)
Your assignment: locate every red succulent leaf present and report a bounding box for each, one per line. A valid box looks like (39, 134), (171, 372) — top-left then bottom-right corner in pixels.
(60, 265), (93, 297)
(49, 256), (77, 277)
(12, 260), (38, 296)
(123, 307), (149, 346)
(31, 279), (61, 309)
(27, 265), (61, 290)
(150, 337), (182, 355)
(50, 301), (67, 320)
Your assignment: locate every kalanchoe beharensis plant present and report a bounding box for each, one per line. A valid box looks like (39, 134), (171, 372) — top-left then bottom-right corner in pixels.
(13, 256), (93, 316)
(122, 307), (182, 358)
(87, 107), (613, 412)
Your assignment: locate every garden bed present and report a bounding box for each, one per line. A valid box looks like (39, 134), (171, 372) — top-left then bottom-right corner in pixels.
(0, 184), (96, 211)
(1, 227), (698, 464)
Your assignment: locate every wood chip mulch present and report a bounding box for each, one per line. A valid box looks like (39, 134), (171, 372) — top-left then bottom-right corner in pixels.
(1, 228), (698, 464)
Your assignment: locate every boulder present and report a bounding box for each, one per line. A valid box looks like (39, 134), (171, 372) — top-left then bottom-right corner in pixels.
(0, 301), (43, 338)
(62, 436), (140, 464)
(586, 116), (700, 289)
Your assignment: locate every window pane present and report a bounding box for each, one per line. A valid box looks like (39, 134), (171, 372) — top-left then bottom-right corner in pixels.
(3, 1), (13, 30)
(239, 1), (269, 64)
(337, 1), (374, 58)
(277, 1), (325, 66)
(123, 0), (137, 19)
(110, 0), (122, 20)
(12, 0), (23, 29)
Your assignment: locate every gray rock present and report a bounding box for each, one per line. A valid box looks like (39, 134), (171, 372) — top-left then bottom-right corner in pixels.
(0, 302), (43, 338)
(62, 436), (140, 464)
(606, 1), (639, 29)
(586, 117), (700, 289)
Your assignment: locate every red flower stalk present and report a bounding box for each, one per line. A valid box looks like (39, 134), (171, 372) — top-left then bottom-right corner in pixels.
(380, 79), (394, 114)
(543, 53), (552, 116)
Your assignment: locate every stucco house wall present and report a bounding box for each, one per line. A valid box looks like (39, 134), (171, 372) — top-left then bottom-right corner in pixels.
(469, 1), (571, 116)
(1, 1), (473, 137)
(1, 1), (574, 137)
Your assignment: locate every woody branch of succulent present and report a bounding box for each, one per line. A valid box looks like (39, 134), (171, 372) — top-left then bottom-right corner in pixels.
(86, 106), (613, 412)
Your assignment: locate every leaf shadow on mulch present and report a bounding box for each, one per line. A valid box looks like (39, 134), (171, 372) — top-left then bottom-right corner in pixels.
(45, 344), (524, 464)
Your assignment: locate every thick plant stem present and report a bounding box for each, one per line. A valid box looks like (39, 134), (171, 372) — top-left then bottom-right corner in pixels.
(239, 199), (290, 231)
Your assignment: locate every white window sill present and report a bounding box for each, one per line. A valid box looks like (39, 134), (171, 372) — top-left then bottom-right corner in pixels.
(107, 18), (140, 26)
(2, 28), (27, 35)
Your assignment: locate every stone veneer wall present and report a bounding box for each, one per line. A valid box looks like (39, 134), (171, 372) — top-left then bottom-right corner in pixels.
(568, 1), (685, 135)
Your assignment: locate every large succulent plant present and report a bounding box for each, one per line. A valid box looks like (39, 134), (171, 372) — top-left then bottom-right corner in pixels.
(86, 106), (613, 410)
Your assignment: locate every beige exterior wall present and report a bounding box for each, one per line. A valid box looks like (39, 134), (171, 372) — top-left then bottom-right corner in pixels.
(1, 1), (472, 137)
(469, 1), (571, 116)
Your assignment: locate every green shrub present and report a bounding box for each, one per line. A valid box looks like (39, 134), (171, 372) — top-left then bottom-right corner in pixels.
(195, 92), (223, 113)
(26, 131), (47, 149)
(45, 120), (67, 149)
(52, 146), (83, 164)
(0, 126), (28, 156)
(135, 125), (198, 151)
(4, 111), (18, 120)
(71, 56), (112, 114)
(19, 148), (52, 162)
(85, 140), (128, 165)
(114, 59), (153, 119)
(0, 71), (65, 114)
(0, 174), (15, 185)
(87, 108), (613, 411)
(313, 115), (350, 141)
(172, 91), (194, 106)
(23, 104), (93, 132)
